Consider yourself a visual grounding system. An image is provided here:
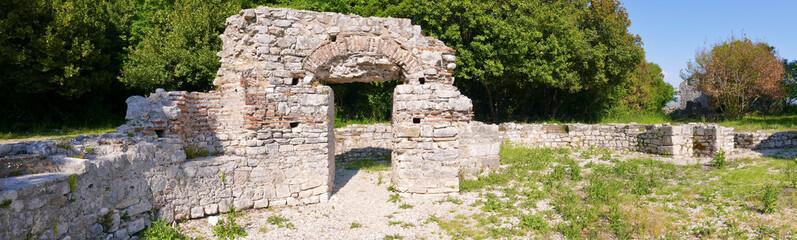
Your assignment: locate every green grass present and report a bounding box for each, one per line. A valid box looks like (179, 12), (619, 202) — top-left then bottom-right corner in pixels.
(0, 126), (119, 141)
(440, 143), (797, 239)
(599, 111), (673, 124)
(339, 158), (391, 172)
(715, 114), (797, 131)
(333, 117), (386, 128)
(596, 111), (797, 132)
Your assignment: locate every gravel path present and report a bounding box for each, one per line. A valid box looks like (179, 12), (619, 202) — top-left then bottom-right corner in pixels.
(179, 168), (482, 240)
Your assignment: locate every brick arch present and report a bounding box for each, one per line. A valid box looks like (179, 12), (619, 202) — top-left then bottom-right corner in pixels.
(302, 35), (425, 82)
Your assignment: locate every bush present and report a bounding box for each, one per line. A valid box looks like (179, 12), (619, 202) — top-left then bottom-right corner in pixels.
(761, 184), (780, 214)
(143, 219), (187, 240)
(713, 149), (726, 169)
(212, 210), (247, 240)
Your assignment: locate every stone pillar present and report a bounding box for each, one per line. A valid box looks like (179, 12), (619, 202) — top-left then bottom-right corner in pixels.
(392, 123), (459, 194)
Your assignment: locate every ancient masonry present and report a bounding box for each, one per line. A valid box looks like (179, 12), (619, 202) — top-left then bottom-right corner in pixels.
(1, 6), (797, 240)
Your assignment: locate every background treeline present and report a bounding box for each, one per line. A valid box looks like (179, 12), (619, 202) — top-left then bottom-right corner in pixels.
(0, 0), (676, 132)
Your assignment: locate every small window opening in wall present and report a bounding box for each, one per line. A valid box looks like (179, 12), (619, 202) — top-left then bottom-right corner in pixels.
(291, 78), (300, 85)
(418, 78), (426, 85)
(330, 35), (337, 42)
(155, 130), (165, 138)
(413, 118), (421, 124)
(290, 122), (300, 128)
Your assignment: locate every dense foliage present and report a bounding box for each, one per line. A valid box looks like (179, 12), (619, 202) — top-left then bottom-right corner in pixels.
(683, 37), (786, 119)
(2, 0), (679, 131)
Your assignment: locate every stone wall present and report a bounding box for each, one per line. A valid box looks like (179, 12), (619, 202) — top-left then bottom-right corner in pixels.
(499, 123), (645, 151)
(118, 6), (473, 197)
(334, 123), (392, 161)
(735, 131), (797, 150)
(0, 133), (332, 239)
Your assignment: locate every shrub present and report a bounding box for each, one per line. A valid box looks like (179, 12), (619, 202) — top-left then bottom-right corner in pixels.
(143, 219), (187, 240)
(213, 213), (247, 240)
(761, 184), (780, 214)
(713, 149), (726, 168)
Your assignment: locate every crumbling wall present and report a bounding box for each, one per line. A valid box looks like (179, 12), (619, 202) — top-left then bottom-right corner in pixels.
(0, 132), (332, 240)
(735, 131), (797, 150)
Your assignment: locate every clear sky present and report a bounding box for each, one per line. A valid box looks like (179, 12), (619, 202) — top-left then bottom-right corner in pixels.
(623, 1), (797, 91)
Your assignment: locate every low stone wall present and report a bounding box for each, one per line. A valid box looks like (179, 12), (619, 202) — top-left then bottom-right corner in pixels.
(735, 131), (797, 150)
(498, 123), (734, 158)
(0, 133), (329, 240)
(334, 123), (392, 161)
(499, 123), (644, 151)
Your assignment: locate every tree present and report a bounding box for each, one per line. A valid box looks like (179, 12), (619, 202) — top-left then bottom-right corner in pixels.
(0, 0), (134, 129)
(784, 60), (797, 107)
(121, 0), (246, 92)
(683, 37), (785, 119)
(618, 62), (675, 112)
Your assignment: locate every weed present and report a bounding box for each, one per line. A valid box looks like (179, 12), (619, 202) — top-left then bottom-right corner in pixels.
(437, 197), (463, 205)
(55, 140), (72, 150)
(388, 220), (402, 226)
(143, 219), (187, 239)
(519, 215), (548, 232)
(388, 193), (401, 204)
(121, 211), (130, 221)
(184, 145), (211, 160)
(377, 172), (384, 186)
(713, 149), (726, 168)
(350, 222), (361, 229)
(68, 174), (77, 193)
(387, 185), (396, 192)
(266, 215), (293, 228)
(98, 211), (114, 231)
(0, 200), (11, 209)
(221, 172), (226, 183)
(761, 184), (780, 214)
(212, 213), (247, 240)
(259, 226), (268, 233)
(786, 158), (797, 188)
(383, 234), (404, 240)
(398, 203), (413, 209)
(85, 147), (94, 155)
(127, 132), (135, 137)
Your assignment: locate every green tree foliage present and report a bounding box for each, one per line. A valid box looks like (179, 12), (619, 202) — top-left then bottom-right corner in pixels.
(683, 37), (786, 119)
(294, 0), (652, 122)
(784, 60), (797, 107)
(0, 0), (134, 130)
(121, 0), (247, 91)
(618, 62), (675, 112)
(2, 0), (674, 130)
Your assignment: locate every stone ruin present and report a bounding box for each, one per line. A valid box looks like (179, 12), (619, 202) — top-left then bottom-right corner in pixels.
(1, 6), (797, 240)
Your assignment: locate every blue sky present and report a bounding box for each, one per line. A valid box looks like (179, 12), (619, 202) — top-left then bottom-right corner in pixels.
(624, 1), (797, 91)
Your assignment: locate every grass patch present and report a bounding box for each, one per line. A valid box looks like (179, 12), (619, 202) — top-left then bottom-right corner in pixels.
(143, 219), (187, 240)
(340, 158), (390, 172)
(383, 234), (404, 240)
(0, 122), (121, 141)
(600, 111), (672, 124)
(266, 215), (294, 228)
(0, 200), (12, 209)
(715, 114), (797, 131)
(440, 143), (797, 239)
